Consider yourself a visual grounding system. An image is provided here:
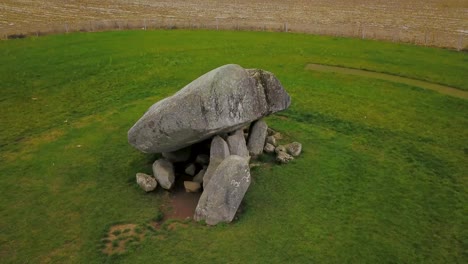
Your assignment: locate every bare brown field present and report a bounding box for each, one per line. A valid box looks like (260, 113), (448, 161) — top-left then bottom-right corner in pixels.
(1, 0), (467, 48)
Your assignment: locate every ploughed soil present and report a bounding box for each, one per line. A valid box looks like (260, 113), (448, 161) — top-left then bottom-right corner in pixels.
(1, 0), (466, 48)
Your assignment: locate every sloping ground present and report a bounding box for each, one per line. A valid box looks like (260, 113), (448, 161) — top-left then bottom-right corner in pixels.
(0, 0), (467, 48)
(0, 31), (467, 263)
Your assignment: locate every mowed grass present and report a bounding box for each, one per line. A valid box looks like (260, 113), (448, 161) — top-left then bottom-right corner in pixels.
(0, 30), (467, 263)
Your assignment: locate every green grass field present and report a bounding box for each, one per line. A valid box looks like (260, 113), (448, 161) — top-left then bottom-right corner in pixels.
(0, 30), (467, 263)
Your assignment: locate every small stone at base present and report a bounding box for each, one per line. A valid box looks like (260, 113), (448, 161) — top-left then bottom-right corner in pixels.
(276, 151), (294, 164)
(184, 181), (201, 193)
(264, 143), (276, 153)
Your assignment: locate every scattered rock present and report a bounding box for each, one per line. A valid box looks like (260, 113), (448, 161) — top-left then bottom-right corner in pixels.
(162, 146), (191, 163)
(247, 119), (268, 156)
(193, 168), (206, 183)
(203, 136), (230, 188)
(128, 64), (290, 153)
(227, 129), (250, 158)
(184, 181), (201, 193)
(194, 155), (251, 225)
(195, 154), (209, 165)
(264, 143), (276, 154)
(275, 145), (286, 154)
(266, 136), (277, 146)
(276, 151), (294, 164)
(152, 159), (175, 190)
(136, 173), (157, 192)
(267, 127), (276, 136)
(184, 163), (197, 176)
(272, 132), (283, 140)
(286, 142), (302, 157)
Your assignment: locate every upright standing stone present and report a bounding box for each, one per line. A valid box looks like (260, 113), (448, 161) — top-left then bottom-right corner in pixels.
(194, 155), (251, 225)
(203, 136), (230, 188)
(152, 159), (175, 190)
(247, 119), (268, 156)
(193, 168), (206, 183)
(227, 129), (250, 158)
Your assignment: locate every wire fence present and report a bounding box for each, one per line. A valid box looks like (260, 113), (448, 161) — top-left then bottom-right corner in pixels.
(3, 17), (467, 51)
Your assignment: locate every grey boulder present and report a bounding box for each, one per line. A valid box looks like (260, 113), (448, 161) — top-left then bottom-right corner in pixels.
(275, 145), (286, 154)
(194, 155), (251, 225)
(264, 143), (276, 154)
(272, 132), (283, 140)
(184, 181), (201, 193)
(227, 129), (250, 158)
(152, 159), (175, 189)
(136, 173), (157, 192)
(203, 136), (230, 188)
(128, 64), (290, 153)
(184, 163), (197, 176)
(286, 142), (302, 157)
(276, 151), (294, 164)
(247, 119), (268, 156)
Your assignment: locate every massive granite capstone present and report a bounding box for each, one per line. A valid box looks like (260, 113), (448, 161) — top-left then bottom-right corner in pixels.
(128, 64), (291, 153)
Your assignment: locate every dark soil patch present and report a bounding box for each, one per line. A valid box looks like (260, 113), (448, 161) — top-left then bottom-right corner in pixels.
(160, 173), (202, 221)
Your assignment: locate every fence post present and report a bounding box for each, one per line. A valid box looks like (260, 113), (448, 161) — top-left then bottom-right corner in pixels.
(144, 19), (147, 30)
(65, 23), (69, 33)
(216, 18), (219, 30)
(361, 25), (365, 39)
(284, 22), (288, 32)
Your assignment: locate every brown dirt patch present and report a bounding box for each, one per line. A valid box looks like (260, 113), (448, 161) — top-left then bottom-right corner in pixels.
(160, 174), (202, 221)
(101, 223), (144, 256)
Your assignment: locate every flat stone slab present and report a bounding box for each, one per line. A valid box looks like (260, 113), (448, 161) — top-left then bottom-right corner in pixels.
(128, 64), (290, 153)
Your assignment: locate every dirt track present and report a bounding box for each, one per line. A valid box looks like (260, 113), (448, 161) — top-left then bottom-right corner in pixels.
(1, 0), (467, 48)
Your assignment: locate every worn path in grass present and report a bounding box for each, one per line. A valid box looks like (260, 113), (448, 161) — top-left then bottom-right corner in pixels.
(306, 63), (468, 99)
